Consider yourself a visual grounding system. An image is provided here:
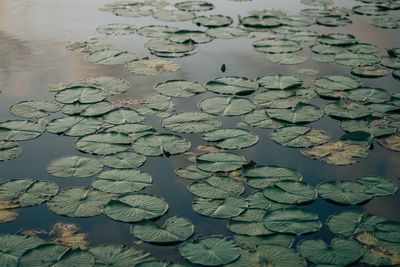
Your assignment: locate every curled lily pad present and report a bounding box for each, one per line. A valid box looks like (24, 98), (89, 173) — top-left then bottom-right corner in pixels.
(263, 208), (321, 235)
(86, 49), (137, 65)
(93, 169), (152, 194)
(89, 245), (154, 266)
(179, 235), (241, 266)
(96, 23), (136, 35)
(192, 15), (233, 27)
(130, 216), (194, 243)
(0, 179), (58, 208)
(75, 133), (132, 155)
(132, 133), (190, 156)
(244, 165), (302, 189)
(0, 120), (45, 141)
(47, 155), (103, 178)
(205, 26), (248, 39)
(199, 96), (255, 116)
(188, 176), (244, 199)
(104, 194), (168, 222)
(162, 112), (221, 133)
(266, 103), (324, 124)
(0, 141), (22, 161)
(48, 187), (116, 217)
(126, 59), (180, 75)
(154, 80), (206, 98)
(298, 237), (362, 266)
(9, 101), (62, 119)
(46, 116), (102, 136)
(175, 1), (214, 11)
(101, 152), (146, 169)
(206, 76), (258, 95)
(317, 180), (372, 205)
(378, 135), (400, 152)
(271, 126), (330, 148)
(192, 197), (248, 218)
(262, 180), (317, 204)
(301, 140), (369, 165)
(175, 165), (212, 180)
(202, 128), (258, 149)
(195, 152), (246, 172)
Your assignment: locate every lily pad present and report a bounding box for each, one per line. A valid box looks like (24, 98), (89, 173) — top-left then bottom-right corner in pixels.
(233, 235), (295, 252)
(169, 30), (213, 44)
(199, 96), (255, 116)
(351, 65), (389, 78)
(205, 76), (258, 95)
(162, 112), (221, 133)
(47, 155), (103, 178)
(89, 245), (154, 266)
(340, 119), (397, 137)
(103, 108), (144, 125)
(179, 235), (241, 266)
(126, 59), (180, 75)
(93, 169), (152, 194)
(132, 133), (190, 156)
(104, 194), (168, 222)
(314, 75), (361, 91)
(86, 49), (137, 65)
(205, 27), (248, 39)
(48, 187), (116, 217)
(378, 135), (400, 152)
(317, 180), (372, 205)
(253, 38), (301, 53)
(242, 109), (286, 129)
(175, 1), (214, 12)
(0, 141), (22, 161)
(195, 152), (246, 172)
(153, 10), (195, 22)
(130, 216), (194, 243)
(154, 80), (206, 98)
(175, 165), (212, 180)
(266, 103), (324, 124)
(101, 152), (146, 169)
(266, 53), (307, 65)
(241, 16), (281, 29)
(96, 23), (137, 35)
(75, 132), (132, 155)
(46, 116), (102, 136)
(244, 165), (302, 189)
(262, 180), (317, 204)
(271, 126), (330, 148)
(334, 52), (379, 66)
(192, 15), (233, 27)
(9, 101), (62, 119)
(317, 33), (357, 46)
(54, 86), (107, 104)
(324, 102), (371, 120)
(0, 120), (45, 141)
(202, 128), (258, 149)
(188, 176), (244, 199)
(192, 197), (248, 218)
(298, 237), (363, 266)
(257, 75), (302, 90)
(137, 25), (178, 38)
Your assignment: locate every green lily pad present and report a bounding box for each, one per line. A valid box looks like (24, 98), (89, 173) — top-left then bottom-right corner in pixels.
(196, 152), (246, 172)
(317, 180), (372, 205)
(253, 38), (301, 53)
(358, 176), (398, 197)
(0, 141), (22, 161)
(143, 94), (174, 112)
(47, 155), (103, 178)
(202, 128), (258, 149)
(266, 53), (307, 65)
(125, 59), (180, 75)
(252, 90), (313, 109)
(89, 245), (154, 266)
(266, 103), (324, 124)
(192, 15), (233, 27)
(101, 152), (146, 169)
(228, 209), (273, 236)
(233, 234), (295, 252)
(54, 86), (107, 104)
(380, 56), (400, 69)
(340, 119), (397, 137)
(271, 126), (330, 148)
(334, 52), (379, 66)
(175, 165), (211, 180)
(93, 169), (152, 194)
(75, 132), (132, 155)
(175, 1), (214, 12)
(244, 165), (302, 189)
(205, 26), (248, 39)
(48, 187), (116, 217)
(96, 23), (136, 35)
(106, 123), (156, 141)
(137, 25), (178, 38)
(241, 15), (281, 29)
(9, 101), (62, 119)
(324, 102), (371, 120)
(130, 216), (194, 243)
(86, 49), (137, 65)
(0, 234), (45, 267)
(192, 197), (248, 218)
(179, 235), (241, 266)
(351, 65), (389, 78)
(46, 116), (102, 136)
(317, 15), (352, 27)
(153, 10), (195, 21)
(310, 44), (346, 54)
(242, 109), (286, 129)
(162, 112), (221, 133)
(62, 101), (115, 117)
(314, 75), (361, 91)
(378, 135), (400, 152)
(246, 192), (292, 211)
(0, 179), (58, 208)
(0, 120), (45, 141)
(298, 238), (362, 266)
(188, 176), (244, 199)
(263, 208), (321, 235)
(257, 75), (302, 90)
(301, 140), (369, 165)
(104, 194), (168, 223)
(103, 108), (144, 125)
(262, 180), (317, 204)
(353, 5), (388, 16)
(199, 96), (255, 116)
(317, 33), (357, 46)
(132, 133), (190, 156)
(205, 76), (258, 95)
(154, 80), (206, 98)
(169, 30), (213, 44)
(301, 0), (333, 6)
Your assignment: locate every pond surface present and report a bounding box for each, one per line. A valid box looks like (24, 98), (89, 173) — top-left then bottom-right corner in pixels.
(1, 0), (400, 266)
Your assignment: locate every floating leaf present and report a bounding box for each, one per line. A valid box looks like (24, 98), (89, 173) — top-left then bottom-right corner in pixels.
(132, 133), (190, 156)
(324, 102), (371, 120)
(188, 176), (244, 199)
(126, 59), (180, 75)
(153, 10), (195, 21)
(175, 1), (214, 11)
(267, 103), (324, 124)
(93, 169), (152, 194)
(253, 38), (301, 53)
(193, 15), (233, 27)
(162, 112), (221, 133)
(0, 141), (22, 161)
(96, 23), (137, 35)
(0, 210), (18, 223)
(202, 128), (258, 149)
(137, 25), (178, 38)
(317, 33), (357, 46)
(47, 156), (103, 178)
(199, 96), (255, 116)
(205, 76), (258, 95)
(340, 119), (397, 138)
(101, 152), (146, 169)
(244, 165), (302, 189)
(271, 126), (330, 148)
(205, 26), (248, 39)
(89, 245), (154, 266)
(50, 222), (89, 249)
(228, 209), (273, 236)
(192, 197), (248, 218)
(104, 194), (168, 222)
(334, 52), (379, 67)
(317, 180), (372, 205)
(263, 208), (321, 235)
(262, 180), (317, 204)
(196, 152), (246, 172)
(298, 237), (363, 266)
(0, 120), (45, 141)
(233, 234), (295, 251)
(175, 165), (211, 180)
(358, 176), (398, 197)
(75, 132), (132, 155)
(266, 53), (307, 65)
(256, 75), (302, 90)
(169, 30), (213, 44)
(131, 216), (194, 243)
(9, 101), (62, 119)
(86, 49), (137, 65)
(242, 109), (286, 129)
(46, 116), (102, 136)
(54, 86), (107, 104)
(103, 108), (144, 125)
(154, 80), (206, 98)
(351, 65), (389, 78)
(378, 135), (400, 152)
(48, 187), (115, 217)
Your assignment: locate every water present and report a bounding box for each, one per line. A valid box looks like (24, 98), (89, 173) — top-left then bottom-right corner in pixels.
(1, 0), (400, 265)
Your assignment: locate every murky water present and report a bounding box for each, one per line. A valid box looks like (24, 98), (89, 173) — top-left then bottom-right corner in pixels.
(1, 0), (400, 265)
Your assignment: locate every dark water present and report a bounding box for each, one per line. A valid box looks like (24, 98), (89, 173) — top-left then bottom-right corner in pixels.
(1, 0), (400, 264)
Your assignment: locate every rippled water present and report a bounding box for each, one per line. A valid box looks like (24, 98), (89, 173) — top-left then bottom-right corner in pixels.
(1, 0), (400, 264)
